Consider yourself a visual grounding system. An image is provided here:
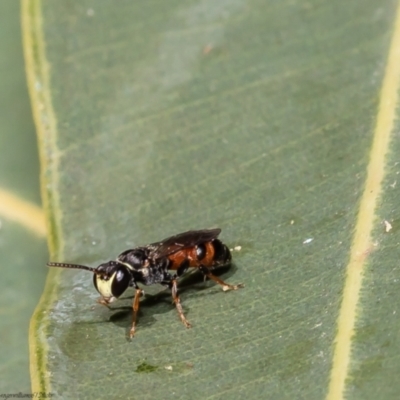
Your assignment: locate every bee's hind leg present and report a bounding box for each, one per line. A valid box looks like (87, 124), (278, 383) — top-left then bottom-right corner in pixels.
(198, 265), (244, 292)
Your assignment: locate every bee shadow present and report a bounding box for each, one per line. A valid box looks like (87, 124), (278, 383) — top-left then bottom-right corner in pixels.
(105, 262), (240, 338)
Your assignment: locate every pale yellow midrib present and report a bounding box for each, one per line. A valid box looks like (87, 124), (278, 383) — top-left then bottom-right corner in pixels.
(326, 3), (400, 399)
(0, 188), (46, 236)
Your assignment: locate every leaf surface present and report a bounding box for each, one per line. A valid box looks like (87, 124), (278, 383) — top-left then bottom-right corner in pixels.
(0, 0), (47, 393)
(25, 0), (400, 398)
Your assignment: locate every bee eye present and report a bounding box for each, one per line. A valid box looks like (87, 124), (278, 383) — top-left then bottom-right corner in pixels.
(111, 265), (131, 298)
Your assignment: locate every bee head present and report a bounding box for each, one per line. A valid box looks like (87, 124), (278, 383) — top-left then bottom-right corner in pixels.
(93, 261), (132, 302)
(47, 260), (132, 303)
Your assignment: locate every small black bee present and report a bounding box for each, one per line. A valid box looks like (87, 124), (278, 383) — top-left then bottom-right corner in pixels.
(48, 228), (243, 338)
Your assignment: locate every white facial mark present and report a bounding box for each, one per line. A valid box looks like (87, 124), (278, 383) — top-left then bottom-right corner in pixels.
(95, 272), (116, 298)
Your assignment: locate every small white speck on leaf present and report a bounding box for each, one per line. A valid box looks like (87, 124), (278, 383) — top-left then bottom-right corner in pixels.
(384, 220), (392, 232)
(165, 365), (173, 371)
(303, 238), (313, 244)
(290, 220), (294, 225)
(390, 181), (396, 188)
(87, 8), (94, 16)
(234, 245), (242, 251)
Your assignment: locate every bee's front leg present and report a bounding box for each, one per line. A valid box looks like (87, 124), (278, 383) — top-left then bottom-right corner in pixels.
(129, 288), (144, 339)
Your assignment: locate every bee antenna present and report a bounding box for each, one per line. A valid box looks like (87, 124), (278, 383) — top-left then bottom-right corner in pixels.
(47, 262), (96, 273)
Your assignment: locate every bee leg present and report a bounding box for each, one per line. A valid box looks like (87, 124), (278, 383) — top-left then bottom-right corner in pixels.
(170, 279), (192, 329)
(199, 265), (244, 292)
(129, 288), (144, 339)
(97, 297), (111, 309)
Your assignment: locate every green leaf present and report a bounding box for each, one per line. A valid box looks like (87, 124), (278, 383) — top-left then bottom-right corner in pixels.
(0, 0), (47, 393)
(26, 0), (400, 398)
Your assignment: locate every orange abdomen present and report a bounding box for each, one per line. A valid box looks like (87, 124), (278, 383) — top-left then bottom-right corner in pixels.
(167, 240), (230, 271)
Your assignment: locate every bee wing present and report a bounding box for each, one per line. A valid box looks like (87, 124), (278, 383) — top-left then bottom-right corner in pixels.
(148, 228), (222, 259)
